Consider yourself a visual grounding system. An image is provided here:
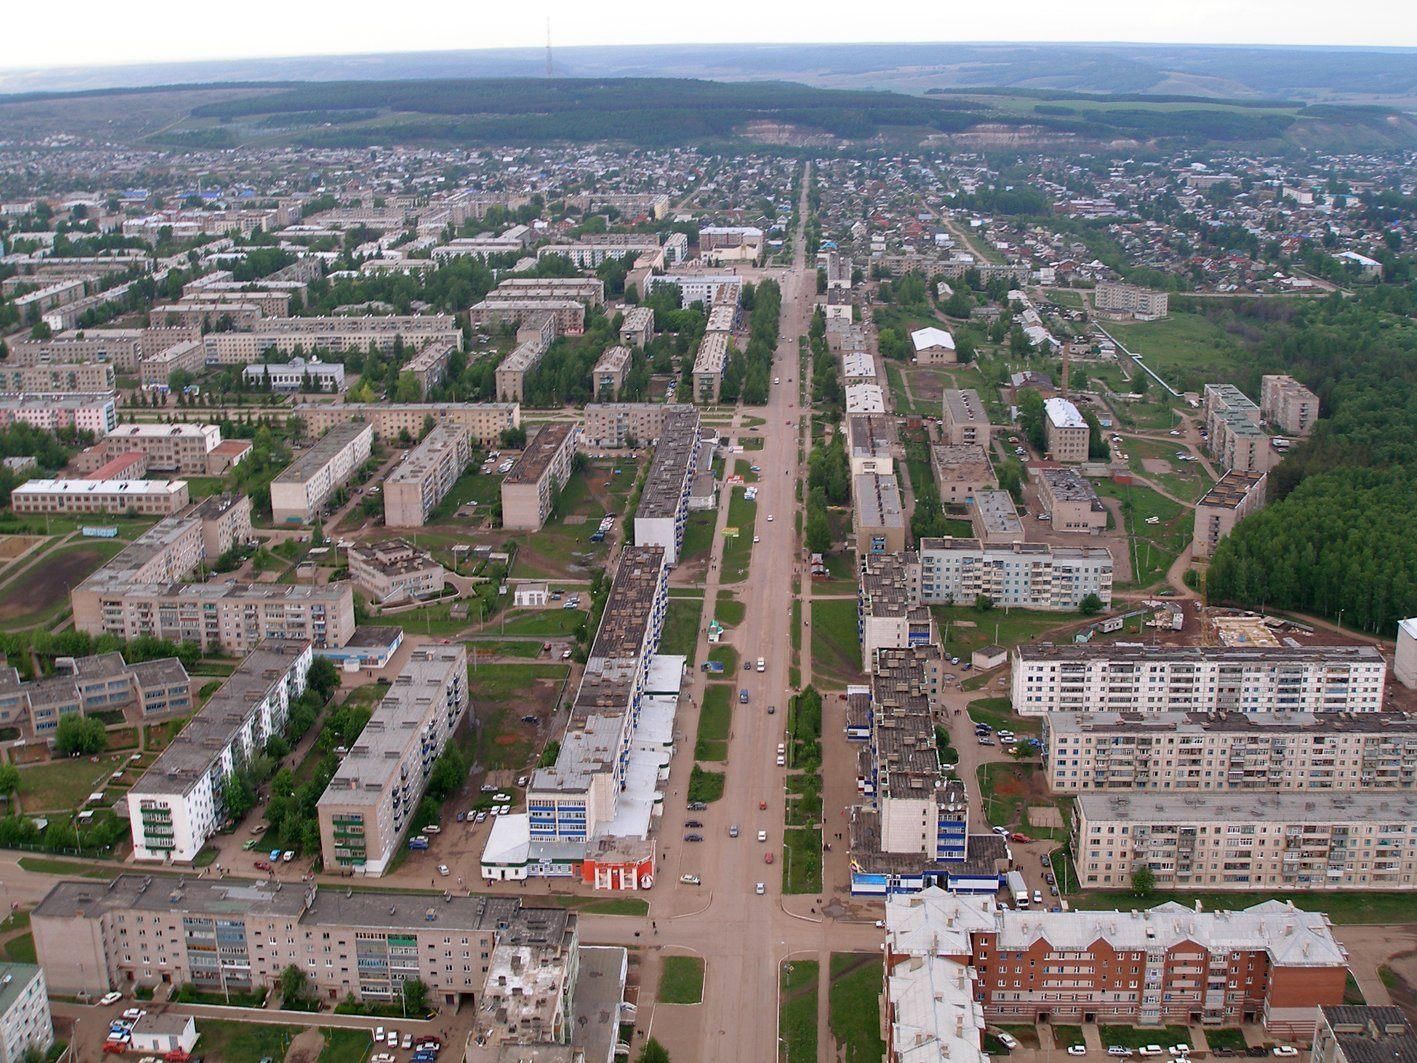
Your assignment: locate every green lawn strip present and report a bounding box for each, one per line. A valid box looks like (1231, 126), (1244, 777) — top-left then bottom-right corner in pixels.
(319, 1027), (375, 1062)
(661, 594), (705, 665)
(496, 608), (587, 637)
(1053, 1025), (1087, 1049)
(688, 765), (725, 804)
(790, 599), (802, 653)
(1099, 1025), (1191, 1050)
(466, 639), (543, 658)
(715, 595), (746, 627)
(3, 932), (36, 963)
(779, 958), (820, 1063)
(658, 955), (706, 1004)
(707, 644), (739, 673)
(784, 773), (823, 828)
(828, 954), (886, 1063)
(810, 598), (863, 687)
(695, 685), (733, 761)
(548, 895), (649, 916)
(932, 603), (1078, 659)
(193, 1018), (297, 1061)
(678, 510), (717, 566)
(1207, 1029), (1249, 1052)
(14, 755), (128, 813)
(720, 487), (758, 583)
(968, 697), (1041, 736)
(782, 827), (822, 894)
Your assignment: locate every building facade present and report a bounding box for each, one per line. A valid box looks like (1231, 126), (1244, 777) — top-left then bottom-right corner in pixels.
(0, 963), (53, 1063)
(1044, 397), (1089, 463)
(1260, 375), (1319, 438)
(270, 422), (374, 524)
(633, 407), (701, 566)
(347, 539), (446, 603)
(1193, 471), (1268, 560)
(10, 478), (190, 516)
(942, 389), (991, 447)
(293, 401), (519, 445)
(501, 422), (579, 531)
(918, 538), (1114, 612)
(383, 423), (473, 528)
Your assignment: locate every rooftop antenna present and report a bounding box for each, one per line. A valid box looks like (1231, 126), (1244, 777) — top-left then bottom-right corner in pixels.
(545, 18), (553, 79)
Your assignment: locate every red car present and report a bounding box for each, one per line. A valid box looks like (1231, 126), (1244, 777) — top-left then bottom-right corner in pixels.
(764, 852), (775, 864)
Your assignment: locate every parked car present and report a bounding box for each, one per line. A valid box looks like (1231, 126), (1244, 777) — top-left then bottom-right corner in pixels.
(755, 882), (766, 895)
(1272, 1050), (1298, 1058)
(688, 802), (708, 811)
(684, 834), (704, 842)
(685, 820), (704, 828)
(1140, 1047), (1164, 1057)
(437, 864), (450, 877)
(1069, 1047), (1088, 1057)
(998, 1033), (1021, 1051)
(680, 874), (701, 885)
(1107, 1048), (1134, 1058)
(99, 992), (123, 1006)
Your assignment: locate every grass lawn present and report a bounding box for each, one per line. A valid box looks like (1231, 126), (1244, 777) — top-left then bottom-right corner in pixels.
(193, 1019), (297, 1062)
(1100, 1025), (1191, 1050)
(1103, 311), (1248, 393)
(720, 487), (757, 583)
(968, 697), (1041, 736)
(780, 958), (820, 1063)
(16, 754), (127, 813)
(695, 685), (733, 761)
(688, 765), (725, 804)
(1053, 1025), (1087, 1048)
(810, 598), (862, 688)
(550, 895), (650, 917)
(658, 955), (706, 1004)
(782, 827), (823, 894)
(318, 1027), (375, 1062)
(1207, 1029), (1249, 1052)
(3, 932), (36, 963)
(932, 604), (1078, 658)
(467, 639), (543, 658)
(678, 509), (717, 566)
(1095, 478), (1189, 588)
(828, 954), (886, 1063)
(496, 608), (586, 637)
(468, 662), (570, 701)
(661, 594), (704, 664)
(715, 595), (746, 627)
(707, 644), (739, 672)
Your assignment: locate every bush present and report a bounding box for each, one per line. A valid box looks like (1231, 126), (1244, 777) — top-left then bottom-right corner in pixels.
(54, 715), (107, 756)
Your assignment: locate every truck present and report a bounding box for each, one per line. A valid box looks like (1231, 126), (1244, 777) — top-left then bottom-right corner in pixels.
(1006, 870), (1028, 907)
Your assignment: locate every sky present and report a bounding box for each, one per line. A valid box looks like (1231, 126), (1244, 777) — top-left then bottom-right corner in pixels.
(2, 0), (1415, 71)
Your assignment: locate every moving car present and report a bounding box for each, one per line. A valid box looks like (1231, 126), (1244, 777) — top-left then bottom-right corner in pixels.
(757, 830), (768, 842)
(756, 657), (766, 672)
(729, 824), (740, 837)
(764, 852), (774, 864)
(680, 874), (702, 885)
(684, 834), (704, 842)
(755, 882), (766, 895)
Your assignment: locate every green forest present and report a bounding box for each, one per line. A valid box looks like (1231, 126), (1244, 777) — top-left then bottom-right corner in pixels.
(1203, 292), (1417, 636)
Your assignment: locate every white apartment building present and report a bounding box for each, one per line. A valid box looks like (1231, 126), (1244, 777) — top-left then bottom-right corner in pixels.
(0, 963), (53, 1063)
(270, 422), (374, 524)
(644, 273), (742, 308)
(1095, 281), (1170, 318)
(11, 478), (190, 517)
(128, 640), (312, 862)
(583, 403), (686, 450)
(1045, 711), (1417, 794)
(382, 423), (472, 527)
(1011, 643), (1389, 716)
(201, 316), (460, 364)
(918, 537), (1113, 612)
(1074, 791), (1417, 891)
(1044, 397), (1089, 463)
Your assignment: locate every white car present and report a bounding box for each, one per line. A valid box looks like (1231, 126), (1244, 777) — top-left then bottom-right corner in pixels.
(1272, 1050), (1298, 1058)
(992, 826), (1010, 837)
(998, 1033), (1021, 1050)
(756, 658), (766, 672)
(386, 1030), (399, 1045)
(1107, 1049), (1134, 1058)
(122, 1008), (145, 1020)
(776, 755), (786, 766)
(402, 1034), (413, 1049)
(766, 514), (774, 522)
(680, 874), (702, 885)
(1069, 1047), (1088, 1057)
(758, 830), (768, 842)
(755, 882), (766, 895)
(1140, 1047), (1164, 1057)
(753, 536), (760, 543)
(1033, 889), (1042, 905)
(1170, 1048), (1191, 1057)
(437, 864), (450, 876)
(98, 991), (122, 1006)
(375, 1026), (385, 1042)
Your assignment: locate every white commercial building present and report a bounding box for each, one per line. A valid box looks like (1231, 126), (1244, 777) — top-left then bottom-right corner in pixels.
(242, 357), (346, 393)
(1011, 643), (1389, 716)
(128, 640), (313, 863)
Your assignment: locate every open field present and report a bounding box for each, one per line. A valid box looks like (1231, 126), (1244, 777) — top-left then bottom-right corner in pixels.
(780, 959), (820, 1063)
(661, 594), (705, 663)
(15, 753), (129, 813)
(0, 540), (124, 625)
(810, 598), (863, 688)
(1095, 478), (1190, 588)
(932, 604), (1077, 659)
(829, 954), (886, 1063)
(1103, 312), (1248, 392)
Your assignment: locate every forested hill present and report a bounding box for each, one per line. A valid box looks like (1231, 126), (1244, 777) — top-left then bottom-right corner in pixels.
(1202, 291), (1417, 637)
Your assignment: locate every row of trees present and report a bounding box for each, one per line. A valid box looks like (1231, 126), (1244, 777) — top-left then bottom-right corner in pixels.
(719, 279), (782, 405)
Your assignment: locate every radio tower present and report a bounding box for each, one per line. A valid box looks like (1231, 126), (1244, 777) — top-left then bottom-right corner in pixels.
(545, 18), (553, 78)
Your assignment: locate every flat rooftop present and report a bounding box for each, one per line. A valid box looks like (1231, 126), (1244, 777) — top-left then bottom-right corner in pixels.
(504, 422), (575, 485)
(943, 388), (987, 425)
(855, 473), (904, 529)
(1047, 710), (1417, 738)
(273, 421), (369, 485)
(971, 489), (1022, 537)
(1019, 641), (1386, 665)
(1036, 466), (1102, 504)
(1044, 396), (1086, 429)
(1198, 469), (1266, 509)
(14, 479), (186, 497)
(848, 414), (897, 458)
(637, 408), (700, 519)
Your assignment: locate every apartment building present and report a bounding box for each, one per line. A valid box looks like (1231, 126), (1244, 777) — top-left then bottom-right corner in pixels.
(1045, 711), (1417, 794)
(1313, 1007), (1417, 1063)
(241, 357), (346, 393)
(855, 473), (907, 554)
(1044, 397), (1090, 463)
(153, 300), (266, 331)
(842, 351), (876, 384)
(1205, 384), (1276, 474)
(592, 345), (632, 399)
(6, 329), (145, 371)
(970, 489), (1025, 544)
(11, 478), (189, 516)
(918, 538), (1114, 612)
(705, 304), (739, 334)
(293, 401), (519, 445)
(270, 422), (374, 524)
(10, 276), (91, 315)
(1193, 471), (1268, 560)
(347, 539), (446, 604)
(383, 423), (473, 527)
(1261, 375), (1320, 437)
(633, 406), (701, 565)
(1034, 467), (1107, 532)
(318, 644), (469, 874)
(139, 338), (205, 389)
(583, 403), (685, 449)
(885, 888), (1348, 1036)
(846, 383), (887, 414)
(942, 389), (991, 447)
(76, 423), (248, 476)
(0, 392), (117, 436)
(1095, 281), (1170, 318)
(495, 337), (550, 403)
(537, 242), (659, 269)
(180, 493), (254, 559)
(470, 298), (584, 336)
(403, 338), (455, 397)
(859, 553), (937, 671)
(502, 547), (668, 874)
(644, 274), (742, 308)
(431, 236), (526, 261)
(1074, 791), (1417, 892)
(0, 652), (190, 738)
(494, 277), (604, 306)
(847, 414), (897, 477)
(201, 316), (460, 364)
(931, 444), (994, 505)
(501, 422), (579, 531)
(0, 963), (52, 1063)
(31, 874), (580, 1016)
(0, 360), (114, 393)
(692, 331), (731, 403)
(567, 191), (670, 220)
(619, 306), (654, 348)
(849, 647), (1001, 896)
(1011, 643), (1387, 716)
(128, 639), (312, 862)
